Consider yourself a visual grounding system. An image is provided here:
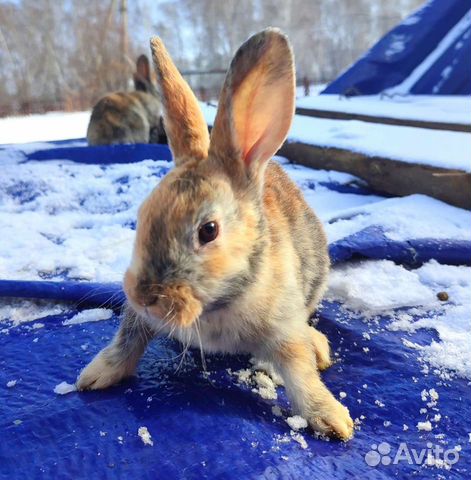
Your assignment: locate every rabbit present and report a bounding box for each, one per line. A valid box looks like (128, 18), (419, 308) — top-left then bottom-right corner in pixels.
(77, 28), (354, 440)
(87, 54), (166, 145)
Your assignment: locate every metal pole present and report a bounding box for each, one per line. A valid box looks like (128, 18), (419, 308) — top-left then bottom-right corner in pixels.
(120, 0), (129, 90)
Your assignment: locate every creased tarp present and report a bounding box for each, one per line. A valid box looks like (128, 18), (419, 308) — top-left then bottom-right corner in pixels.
(323, 0), (471, 95)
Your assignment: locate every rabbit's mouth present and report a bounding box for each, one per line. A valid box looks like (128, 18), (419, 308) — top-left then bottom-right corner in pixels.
(123, 270), (203, 329)
(145, 283), (203, 329)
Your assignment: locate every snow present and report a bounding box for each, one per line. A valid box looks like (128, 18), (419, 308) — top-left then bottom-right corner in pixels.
(296, 94), (471, 126)
(328, 260), (437, 312)
(417, 420), (433, 432)
(320, 194), (470, 244)
(288, 116), (471, 172)
(63, 308), (113, 325)
(0, 111), (90, 144)
(138, 426), (154, 446)
(0, 299), (68, 326)
(286, 416), (308, 431)
(54, 381), (77, 395)
(327, 259), (471, 379)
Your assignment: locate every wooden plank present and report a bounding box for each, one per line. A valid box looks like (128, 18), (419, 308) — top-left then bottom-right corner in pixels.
(278, 142), (471, 210)
(295, 107), (471, 133)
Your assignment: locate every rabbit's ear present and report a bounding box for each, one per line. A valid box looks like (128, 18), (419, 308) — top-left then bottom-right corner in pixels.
(134, 54), (151, 92)
(136, 55), (151, 83)
(150, 37), (209, 166)
(209, 29), (295, 184)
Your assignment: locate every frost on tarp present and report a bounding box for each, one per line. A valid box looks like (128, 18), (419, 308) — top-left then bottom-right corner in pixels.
(327, 259), (471, 380)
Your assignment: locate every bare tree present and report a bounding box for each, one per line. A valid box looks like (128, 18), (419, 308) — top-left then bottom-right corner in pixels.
(0, 0), (424, 116)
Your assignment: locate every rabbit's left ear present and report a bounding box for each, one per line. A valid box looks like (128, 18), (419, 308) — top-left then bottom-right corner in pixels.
(209, 29), (295, 184)
(150, 37), (210, 166)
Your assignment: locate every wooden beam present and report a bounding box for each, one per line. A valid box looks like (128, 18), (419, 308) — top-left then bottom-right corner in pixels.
(278, 142), (471, 210)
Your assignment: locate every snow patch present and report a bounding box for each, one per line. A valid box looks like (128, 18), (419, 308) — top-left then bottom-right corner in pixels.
(54, 381), (77, 395)
(63, 308), (113, 325)
(286, 416), (308, 431)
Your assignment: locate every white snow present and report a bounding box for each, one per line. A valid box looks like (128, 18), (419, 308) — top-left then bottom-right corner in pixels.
(328, 259), (471, 379)
(288, 115), (471, 172)
(54, 381), (77, 395)
(0, 299), (68, 326)
(286, 416), (308, 431)
(138, 426), (154, 446)
(417, 420), (433, 432)
(0, 111), (90, 144)
(328, 260), (437, 312)
(321, 194), (470, 244)
(63, 308), (113, 325)
(296, 94), (471, 126)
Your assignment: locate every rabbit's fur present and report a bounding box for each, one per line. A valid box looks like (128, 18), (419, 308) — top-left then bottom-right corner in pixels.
(87, 54), (165, 145)
(78, 29), (354, 440)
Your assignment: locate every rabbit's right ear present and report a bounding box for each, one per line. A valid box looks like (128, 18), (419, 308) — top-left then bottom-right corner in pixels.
(150, 37), (210, 166)
(209, 29), (295, 187)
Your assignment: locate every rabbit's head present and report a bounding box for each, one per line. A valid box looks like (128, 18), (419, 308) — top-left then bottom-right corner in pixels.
(123, 29), (295, 329)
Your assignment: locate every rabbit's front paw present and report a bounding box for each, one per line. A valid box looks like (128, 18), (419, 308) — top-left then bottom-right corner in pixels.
(76, 350), (128, 391)
(308, 397), (354, 440)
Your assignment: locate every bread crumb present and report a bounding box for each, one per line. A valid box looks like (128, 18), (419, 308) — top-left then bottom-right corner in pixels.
(290, 431), (308, 449)
(138, 426), (154, 446)
(271, 405), (283, 417)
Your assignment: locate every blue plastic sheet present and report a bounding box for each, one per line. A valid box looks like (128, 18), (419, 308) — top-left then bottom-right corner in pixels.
(323, 0), (471, 95)
(1, 302), (470, 479)
(1, 140), (470, 479)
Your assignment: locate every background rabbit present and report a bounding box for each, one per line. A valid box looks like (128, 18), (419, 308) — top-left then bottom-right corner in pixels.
(78, 29), (354, 440)
(87, 54), (166, 145)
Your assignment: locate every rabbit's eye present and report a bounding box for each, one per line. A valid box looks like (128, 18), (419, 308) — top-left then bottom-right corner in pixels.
(198, 221), (219, 245)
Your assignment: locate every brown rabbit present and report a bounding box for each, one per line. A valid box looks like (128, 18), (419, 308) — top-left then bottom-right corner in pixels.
(77, 29), (354, 440)
(87, 54), (165, 145)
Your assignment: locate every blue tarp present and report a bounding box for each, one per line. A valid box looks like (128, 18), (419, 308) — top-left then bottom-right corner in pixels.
(1, 142), (470, 479)
(323, 0), (471, 96)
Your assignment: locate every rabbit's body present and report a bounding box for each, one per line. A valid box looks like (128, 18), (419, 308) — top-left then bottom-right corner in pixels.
(163, 160), (329, 355)
(87, 91), (163, 145)
(87, 55), (165, 146)
(78, 29), (354, 440)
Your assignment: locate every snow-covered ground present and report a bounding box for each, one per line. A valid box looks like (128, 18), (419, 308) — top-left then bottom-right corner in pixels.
(296, 94), (471, 126)
(0, 111), (90, 144)
(0, 112), (470, 380)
